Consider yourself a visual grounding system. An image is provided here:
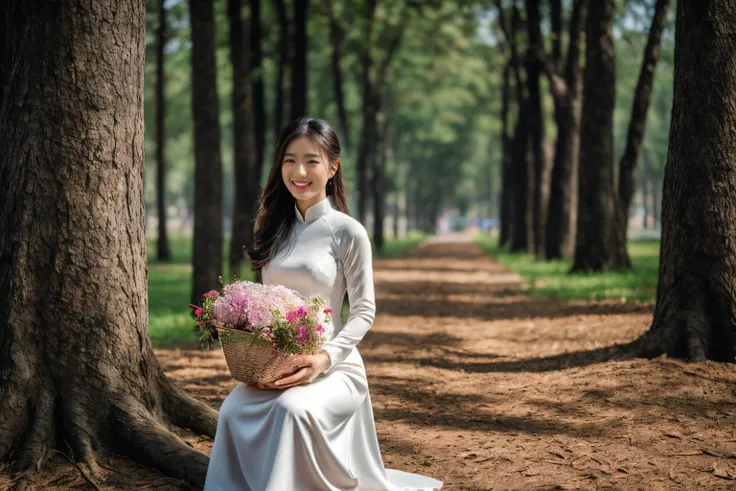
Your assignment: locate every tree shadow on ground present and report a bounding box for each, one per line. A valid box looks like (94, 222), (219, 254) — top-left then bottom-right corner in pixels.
(368, 374), (614, 439)
(376, 292), (652, 322)
(425, 344), (639, 373)
(362, 324), (643, 373)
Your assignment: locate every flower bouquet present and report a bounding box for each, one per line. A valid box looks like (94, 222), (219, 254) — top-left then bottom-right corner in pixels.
(190, 277), (333, 385)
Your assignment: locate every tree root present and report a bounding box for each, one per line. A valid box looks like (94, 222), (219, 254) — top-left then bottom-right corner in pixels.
(6, 389), (55, 474)
(52, 449), (103, 491)
(112, 400), (209, 487)
(159, 374), (218, 439)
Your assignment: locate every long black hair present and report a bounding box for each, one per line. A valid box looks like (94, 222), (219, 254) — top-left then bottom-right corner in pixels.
(247, 117), (349, 273)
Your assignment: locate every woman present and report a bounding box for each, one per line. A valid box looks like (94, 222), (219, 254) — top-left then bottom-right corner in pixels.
(204, 118), (443, 491)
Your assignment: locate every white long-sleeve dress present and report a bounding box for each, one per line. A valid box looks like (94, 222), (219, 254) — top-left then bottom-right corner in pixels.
(203, 197), (442, 491)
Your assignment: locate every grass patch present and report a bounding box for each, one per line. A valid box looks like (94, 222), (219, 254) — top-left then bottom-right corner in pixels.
(373, 231), (427, 258)
(147, 232), (427, 348)
(474, 233), (660, 303)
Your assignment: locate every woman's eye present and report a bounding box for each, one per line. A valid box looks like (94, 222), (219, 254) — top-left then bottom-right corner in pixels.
(308, 160), (319, 165)
(284, 158), (295, 163)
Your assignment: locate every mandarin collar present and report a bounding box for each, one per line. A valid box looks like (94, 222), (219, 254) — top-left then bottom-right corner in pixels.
(295, 198), (332, 223)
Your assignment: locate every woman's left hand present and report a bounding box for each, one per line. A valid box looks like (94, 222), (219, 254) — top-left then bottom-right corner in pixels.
(256, 352), (331, 390)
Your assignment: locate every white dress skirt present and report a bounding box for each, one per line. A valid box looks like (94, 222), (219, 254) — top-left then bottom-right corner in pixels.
(204, 198), (442, 491)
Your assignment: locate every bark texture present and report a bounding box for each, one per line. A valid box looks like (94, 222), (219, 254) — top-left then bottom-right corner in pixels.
(635, 0), (736, 362)
(0, 1), (217, 486)
(525, 0), (548, 257)
(499, 61), (513, 247)
(249, 0), (266, 179)
(272, 0), (288, 138)
(290, 0), (309, 119)
(572, 0), (630, 272)
(190, 0), (224, 304)
(229, 0), (257, 274)
(544, 0), (587, 259)
(326, 0), (351, 149)
(356, 0), (378, 225)
(156, 0), (171, 262)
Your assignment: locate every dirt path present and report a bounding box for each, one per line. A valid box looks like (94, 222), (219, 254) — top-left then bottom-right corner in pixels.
(4, 235), (736, 490)
(161, 234), (736, 490)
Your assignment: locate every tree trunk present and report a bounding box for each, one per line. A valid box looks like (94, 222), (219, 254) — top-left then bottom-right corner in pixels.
(544, 0), (587, 259)
(506, 2), (530, 253)
(653, 183), (660, 228)
(326, 0), (351, 148)
(272, 0), (288, 137)
(634, 0), (736, 362)
(550, 0), (562, 68)
(616, 0), (670, 251)
(571, 0), (630, 272)
(190, 0), (225, 304)
(641, 173), (650, 229)
(356, 0), (378, 225)
(0, 1), (217, 486)
(249, 0), (267, 185)
(229, 0), (257, 275)
(290, 0), (309, 119)
(525, 0), (548, 258)
(510, 112), (531, 253)
(372, 124), (388, 251)
(372, 164), (385, 250)
(499, 61), (513, 247)
(393, 193), (401, 238)
(156, 0), (171, 262)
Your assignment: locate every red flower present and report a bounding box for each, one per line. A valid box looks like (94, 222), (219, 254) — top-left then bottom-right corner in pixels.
(194, 308), (203, 317)
(324, 307), (333, 314)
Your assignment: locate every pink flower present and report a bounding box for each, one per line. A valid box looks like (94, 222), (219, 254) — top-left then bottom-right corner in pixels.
(194, 308), (203, 317)
(286, 311), (297, 323)
(316, 324), (324, 334)
(296, 306), (308, 318)
(324, 307), (333, 314)
(296, 326), (307, 346)
(204, 290), (219, 298)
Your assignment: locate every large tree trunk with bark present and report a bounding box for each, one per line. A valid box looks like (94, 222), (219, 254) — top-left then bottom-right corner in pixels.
(544, 0), (587, 259)
(524, 0), (548, 257)
(290, 0), (309, 119)
(250, 0), (266, 181)
(616, 0), (670, 247)
(272, 0), (289, 138)
(634, 0), (736, 362)
(229, 0), (257, 274)
(156, 0), (171, 262)
(190, 0), (225, 304)
(0, 1), (217, 487)
(571, 0), (630, 272)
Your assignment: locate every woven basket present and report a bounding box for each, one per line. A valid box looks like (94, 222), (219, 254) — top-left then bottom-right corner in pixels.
(215, 326), (301, 386)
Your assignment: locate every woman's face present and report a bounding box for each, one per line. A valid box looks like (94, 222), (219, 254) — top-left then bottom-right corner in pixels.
(281, 136), (338, 209)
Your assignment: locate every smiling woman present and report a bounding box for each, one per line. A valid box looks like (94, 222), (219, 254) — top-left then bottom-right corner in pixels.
(204, 117), (443, 490)
(281, 136), (338, 217)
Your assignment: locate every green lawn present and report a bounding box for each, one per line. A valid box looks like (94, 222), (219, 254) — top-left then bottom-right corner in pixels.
(147, 232), (426, 348)
(474, 233), (660, 303)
